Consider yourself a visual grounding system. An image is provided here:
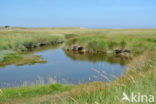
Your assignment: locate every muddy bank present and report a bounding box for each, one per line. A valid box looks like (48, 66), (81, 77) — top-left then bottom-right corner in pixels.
(65, 45), (133, 59)
(22, 40), (64, 51)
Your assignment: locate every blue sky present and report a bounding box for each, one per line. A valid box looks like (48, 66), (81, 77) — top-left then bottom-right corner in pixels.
(0, 0), (156, 28)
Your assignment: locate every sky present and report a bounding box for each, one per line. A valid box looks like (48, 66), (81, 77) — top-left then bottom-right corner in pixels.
(0, 0), (156, 28)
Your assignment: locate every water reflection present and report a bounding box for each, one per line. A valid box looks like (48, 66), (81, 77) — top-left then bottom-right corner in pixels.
(0, 46), (128, 88)
(64, 50), (128, 66)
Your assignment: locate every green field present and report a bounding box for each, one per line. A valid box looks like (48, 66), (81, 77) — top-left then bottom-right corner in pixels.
(0, 28), (156, 104)
(0, 28), (64, 66)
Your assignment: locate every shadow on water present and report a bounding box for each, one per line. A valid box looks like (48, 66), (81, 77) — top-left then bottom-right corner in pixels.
(63, 50), (129, 66)
(25, 44), (63, 54)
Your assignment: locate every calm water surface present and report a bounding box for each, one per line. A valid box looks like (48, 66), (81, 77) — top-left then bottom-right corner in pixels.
(0, 46), (128, 88)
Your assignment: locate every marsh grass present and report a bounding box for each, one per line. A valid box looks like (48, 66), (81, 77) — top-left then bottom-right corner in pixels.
(0, 31), (64, 51)
(64, 34), (79, 39)
(51, 51), (156, 104)
(0, 53), (46, 67)
(0, 50), (16, 62)
(0, 28), (156, 104)
(0, 29), (64, 66)
(66, 29), (156, 54)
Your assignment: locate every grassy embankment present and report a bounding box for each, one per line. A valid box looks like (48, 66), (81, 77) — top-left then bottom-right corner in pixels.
(0, 28), (156, 104)
(0, 29), (64, 66)
(65, 29), (156, 55)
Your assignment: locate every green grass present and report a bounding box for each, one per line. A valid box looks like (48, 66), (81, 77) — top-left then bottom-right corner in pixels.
(0, 31), (64, 51)
(64, 34), (79, 39)
(58, 51), (156, 104)
(0, 28), (156, 104)
(9, 51), (153, 104)
(0, 50), (16, 62)
(0, 29), (64, 66)
(0, 51), (46, 67)
(0, 51), (155, 104)
(66, 32), (156, 54)
(0, 84), (73, 103)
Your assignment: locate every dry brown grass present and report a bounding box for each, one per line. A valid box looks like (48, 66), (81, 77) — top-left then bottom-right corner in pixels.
(4, 51), (155, 104)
